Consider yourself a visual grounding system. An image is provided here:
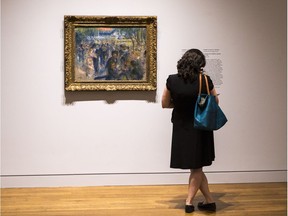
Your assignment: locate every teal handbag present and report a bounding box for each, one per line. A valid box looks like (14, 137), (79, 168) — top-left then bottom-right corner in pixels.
(194, 74), (228, 131)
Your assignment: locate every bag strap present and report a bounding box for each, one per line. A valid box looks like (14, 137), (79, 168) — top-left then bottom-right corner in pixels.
(204, 75), (210, 95)
(198, 74), (202, 96)
(198, 74), (210, 95)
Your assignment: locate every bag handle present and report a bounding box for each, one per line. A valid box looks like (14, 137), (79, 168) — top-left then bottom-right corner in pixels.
(198, 74), (210, 95)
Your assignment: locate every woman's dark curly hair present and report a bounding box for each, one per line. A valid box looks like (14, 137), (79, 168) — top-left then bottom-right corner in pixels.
(177, 49), (206, 81)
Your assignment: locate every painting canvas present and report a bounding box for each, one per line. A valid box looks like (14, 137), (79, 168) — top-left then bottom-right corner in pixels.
(75, 27), (147, 81)
(64, 16), (157, 91)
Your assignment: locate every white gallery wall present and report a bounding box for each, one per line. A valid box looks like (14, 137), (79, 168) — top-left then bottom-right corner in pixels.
(1, 0), (287, 187)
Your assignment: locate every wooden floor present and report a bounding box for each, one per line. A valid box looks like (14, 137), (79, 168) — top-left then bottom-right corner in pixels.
(1, 183), (287, 216)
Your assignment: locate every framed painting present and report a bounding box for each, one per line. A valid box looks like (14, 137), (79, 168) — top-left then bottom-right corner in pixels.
(64, 16), (157, 91)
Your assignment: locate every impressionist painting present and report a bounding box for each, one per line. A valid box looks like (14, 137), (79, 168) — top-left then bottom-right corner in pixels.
(75, 27), (146, 81)
(64, 16), (157, 91)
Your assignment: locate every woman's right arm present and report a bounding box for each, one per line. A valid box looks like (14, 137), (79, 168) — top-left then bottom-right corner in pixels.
(161, 87), (174, 108)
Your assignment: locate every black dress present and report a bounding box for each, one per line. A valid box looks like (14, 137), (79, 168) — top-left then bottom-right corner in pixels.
(166, 74), (215, 169)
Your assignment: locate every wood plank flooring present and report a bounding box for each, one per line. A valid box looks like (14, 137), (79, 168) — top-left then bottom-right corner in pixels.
(1, 183), (287, 216)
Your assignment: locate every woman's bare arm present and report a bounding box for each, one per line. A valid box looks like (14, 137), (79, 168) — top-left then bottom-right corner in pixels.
(162, 87), (174, 108)
(210, 88), (219, 104)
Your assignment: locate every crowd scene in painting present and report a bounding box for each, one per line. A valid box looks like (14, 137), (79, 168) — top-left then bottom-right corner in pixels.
(76, 40), (146, 81)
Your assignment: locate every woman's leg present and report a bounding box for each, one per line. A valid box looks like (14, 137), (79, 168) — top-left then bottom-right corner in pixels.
(199, 172), (214, 203)
(186, 168), (203, 205)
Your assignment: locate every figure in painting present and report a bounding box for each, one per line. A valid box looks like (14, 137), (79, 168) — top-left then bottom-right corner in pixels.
(106, 50), (120, 80)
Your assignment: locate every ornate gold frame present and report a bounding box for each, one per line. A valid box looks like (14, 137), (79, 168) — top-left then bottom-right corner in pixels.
(64, 16), (157, 91)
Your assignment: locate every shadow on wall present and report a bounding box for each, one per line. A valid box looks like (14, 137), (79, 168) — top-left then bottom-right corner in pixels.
(64, 91), (157, 104)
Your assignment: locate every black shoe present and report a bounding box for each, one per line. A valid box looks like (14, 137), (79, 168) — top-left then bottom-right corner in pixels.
(197, 202), (216, 212)
(185, 205), (195, 213)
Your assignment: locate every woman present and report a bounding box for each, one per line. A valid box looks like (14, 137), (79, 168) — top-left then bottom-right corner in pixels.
(162, 49), (218, 213)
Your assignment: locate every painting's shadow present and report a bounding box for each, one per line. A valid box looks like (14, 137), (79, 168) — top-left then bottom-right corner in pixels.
(64, 90), (157, 104)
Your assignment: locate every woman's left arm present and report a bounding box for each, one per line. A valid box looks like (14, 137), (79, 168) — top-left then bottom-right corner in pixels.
(210, 88), (219, 104)
(161, 87), (174, 108)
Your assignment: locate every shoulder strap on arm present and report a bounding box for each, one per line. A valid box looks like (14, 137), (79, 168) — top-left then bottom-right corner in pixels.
(198, 74), (202, 96)
(203, 75), (210, 95)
